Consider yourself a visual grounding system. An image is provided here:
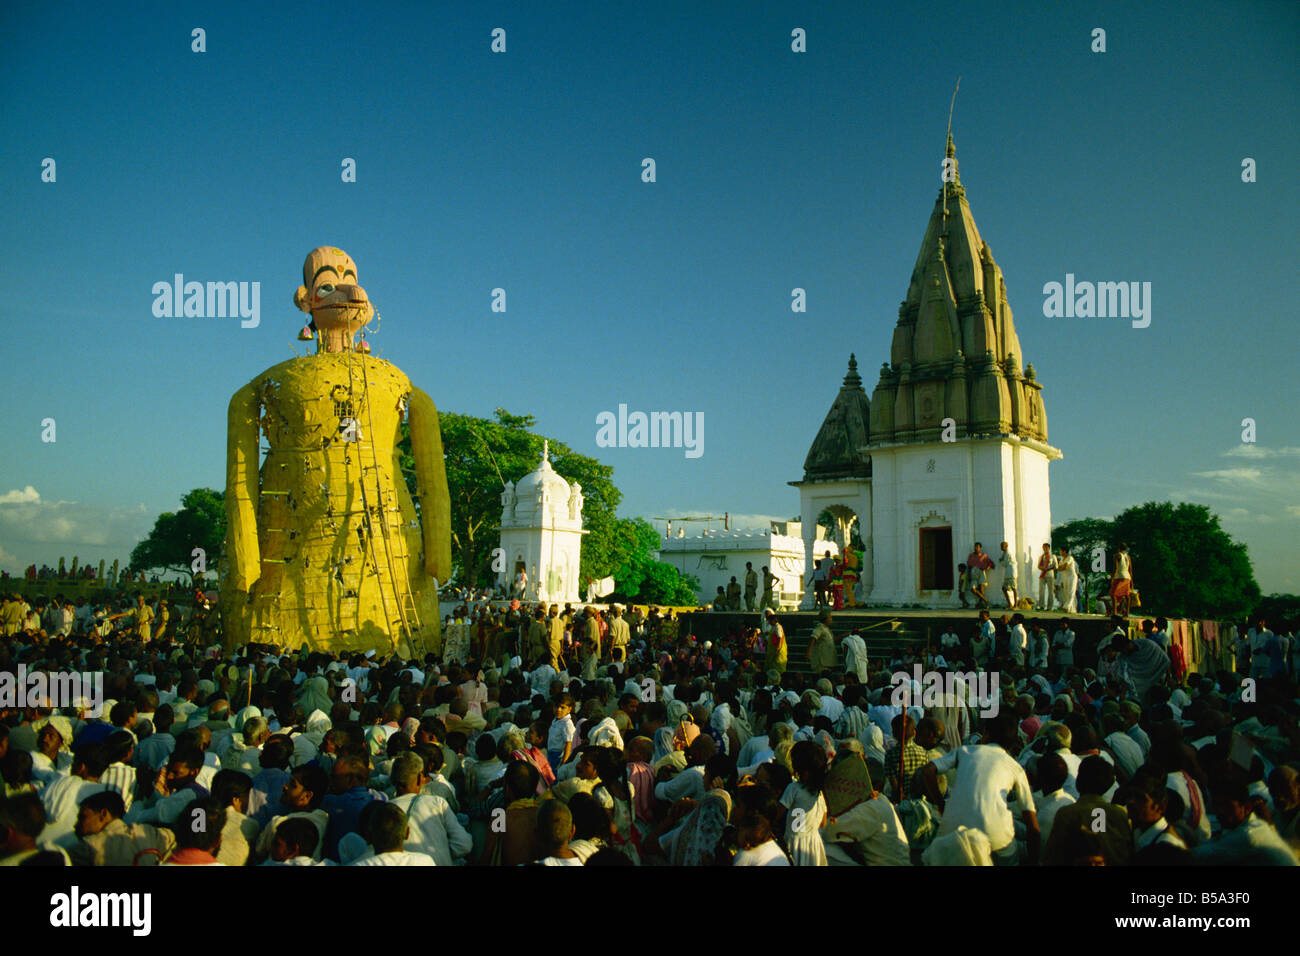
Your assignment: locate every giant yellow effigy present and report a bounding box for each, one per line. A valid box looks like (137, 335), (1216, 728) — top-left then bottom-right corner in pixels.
(221, 247), (450, 657)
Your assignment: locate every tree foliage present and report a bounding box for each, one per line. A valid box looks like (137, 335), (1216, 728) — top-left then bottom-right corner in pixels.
(603, 517), (700, 606)
(1253, 593), (1300, 626)
(1053, 502), (1260, 619)
(1051, 517), (1112, 609)
(129, 488), (225, 581)
(399, 408), (693, 599)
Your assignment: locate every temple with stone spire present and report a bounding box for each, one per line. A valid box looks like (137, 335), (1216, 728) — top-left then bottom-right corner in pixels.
(792, 135), (1062, 608)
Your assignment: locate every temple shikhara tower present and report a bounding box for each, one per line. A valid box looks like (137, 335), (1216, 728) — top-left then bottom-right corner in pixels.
(795, 136), (1062, 608)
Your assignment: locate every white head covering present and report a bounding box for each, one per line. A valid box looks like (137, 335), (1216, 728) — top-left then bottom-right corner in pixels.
(861, 724), (887, 765)
(652, 726), (675, 763)
(587, 717), (624, 751)
(709, 703), (733, 736)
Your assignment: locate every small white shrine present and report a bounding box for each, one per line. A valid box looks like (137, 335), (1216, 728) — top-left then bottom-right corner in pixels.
(497, 441), (586, 604)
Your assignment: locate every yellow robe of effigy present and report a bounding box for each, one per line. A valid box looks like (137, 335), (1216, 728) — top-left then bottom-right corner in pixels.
(222, 248), (450, 658)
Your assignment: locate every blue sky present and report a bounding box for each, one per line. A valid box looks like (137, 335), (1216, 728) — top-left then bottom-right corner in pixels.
(2, 0), (1297, 593)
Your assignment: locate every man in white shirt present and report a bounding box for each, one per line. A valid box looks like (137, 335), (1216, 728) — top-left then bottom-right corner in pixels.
(1051, 621), (1075, 669)
(1125, 769), (1190, 864)
(41, 745), (109, 849)
(1028, 623), (1050, 669)
(1101, 714), (1144, 778)
(1008, 614), (1028, 667)
(1028, 753), (1075, 847)
(1036, 543), (1056, 611)
(1027, 722), (1082, 798)
(349, 802), (435, 866)
(813, 679), (844, 727)
(100, 732), (138, 813)
(842, 630), (869, 684)
(1249, 618), (1275, 681)
(1118, 701), (1150, 757)
(1193, 775), (1297, 866)
(978, 611), (997, 664)
(654, 737), (714, 803)
(998, 542), (1018, 609)
(922, 712), (1039, 865)
(388, 754), (471, 865)
(528, 662), (558, 700)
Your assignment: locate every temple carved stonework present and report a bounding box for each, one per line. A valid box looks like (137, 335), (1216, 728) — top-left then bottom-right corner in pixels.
(869, 135), (1048, 446)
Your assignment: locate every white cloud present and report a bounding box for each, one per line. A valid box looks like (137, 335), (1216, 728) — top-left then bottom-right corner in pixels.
(0, 486), (41, 504)
(1191, 468), (1262, 483)
(1223, 445), (1300, 460)
(0, 495), (157, 573)
(1168, 487), (1234, 501)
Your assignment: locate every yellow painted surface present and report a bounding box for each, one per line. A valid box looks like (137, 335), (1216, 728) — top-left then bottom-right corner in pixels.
(223, 351), (448, 657)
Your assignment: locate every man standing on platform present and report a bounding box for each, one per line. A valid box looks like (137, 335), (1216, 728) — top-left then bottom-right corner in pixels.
(1037, 544), (1056, 612)
(744, 563), (758, 612)
(999, 542), (1018, 609)
(726, 576), (742, 611)
(810, 559), (829, 609)
(965, 543), (994, 610)
(1110, 543), (1134, 617)
(808, 610), (836, 676)
(761, 566), (779, 611)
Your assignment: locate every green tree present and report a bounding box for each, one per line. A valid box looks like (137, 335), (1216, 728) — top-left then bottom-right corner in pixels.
(1252, 593), (1300, 625)
(1052, 517), (1113, 610)
(603, 517), (699, 606)
(1063, 502), (1259, 619)
(400, 408), (628, 589)
(129, 488), (226, 582)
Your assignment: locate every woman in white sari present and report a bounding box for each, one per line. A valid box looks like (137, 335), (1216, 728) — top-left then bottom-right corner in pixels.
(1055, 548), (1078, 613)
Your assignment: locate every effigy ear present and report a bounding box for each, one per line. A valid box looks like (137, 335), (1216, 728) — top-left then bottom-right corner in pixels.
(293, 285), (312, 313)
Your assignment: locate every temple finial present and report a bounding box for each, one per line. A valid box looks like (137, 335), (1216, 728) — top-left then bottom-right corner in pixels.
(943, 77), (962, 221)
(542, 439), (549, 464)
(843, 353), (862, 388)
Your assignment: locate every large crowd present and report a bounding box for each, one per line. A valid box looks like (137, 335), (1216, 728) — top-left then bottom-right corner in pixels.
(1, 591), (1297, 867)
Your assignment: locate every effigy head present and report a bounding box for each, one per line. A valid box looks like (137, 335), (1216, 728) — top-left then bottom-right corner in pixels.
(293, 246), (373, 352)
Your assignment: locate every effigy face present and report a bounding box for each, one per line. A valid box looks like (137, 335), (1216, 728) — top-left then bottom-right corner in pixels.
(222, 248), (448, 658)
